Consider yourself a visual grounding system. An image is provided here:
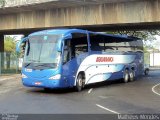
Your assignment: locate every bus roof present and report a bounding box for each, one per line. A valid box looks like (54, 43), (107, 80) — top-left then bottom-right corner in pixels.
(29, 29), (140, 41)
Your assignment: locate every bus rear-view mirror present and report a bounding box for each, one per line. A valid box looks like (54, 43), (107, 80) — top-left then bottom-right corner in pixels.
(57, 41), (63, 52)
(16, 37), (28, 53)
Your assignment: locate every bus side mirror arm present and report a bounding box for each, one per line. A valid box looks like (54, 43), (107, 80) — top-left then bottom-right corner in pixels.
(57, 41), (63, 52)
(16, 37), (28, 53)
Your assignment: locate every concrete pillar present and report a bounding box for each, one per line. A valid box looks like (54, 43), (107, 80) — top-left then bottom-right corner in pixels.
(0, 34), (4, 52)
(0, 34), (4, 75)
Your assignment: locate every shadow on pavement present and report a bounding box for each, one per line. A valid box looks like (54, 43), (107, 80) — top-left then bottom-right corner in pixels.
(27, 87), (76, 94)
(26, 79), (124, 94)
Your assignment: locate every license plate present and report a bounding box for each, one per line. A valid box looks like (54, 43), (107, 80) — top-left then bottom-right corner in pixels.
(35, 82), (42, 85)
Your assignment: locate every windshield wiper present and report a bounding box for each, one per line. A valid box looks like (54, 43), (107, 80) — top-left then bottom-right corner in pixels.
(24, 60), (40, 67)
(33, 64), (56, 69)
(25, 63), (32, 68)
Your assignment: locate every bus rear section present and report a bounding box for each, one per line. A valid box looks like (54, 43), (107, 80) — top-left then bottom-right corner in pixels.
(77, 33), (144, 86)
(76, 51), (144, 86)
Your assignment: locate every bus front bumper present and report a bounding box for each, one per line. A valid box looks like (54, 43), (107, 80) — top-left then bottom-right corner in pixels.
(22, 78), (69, 89)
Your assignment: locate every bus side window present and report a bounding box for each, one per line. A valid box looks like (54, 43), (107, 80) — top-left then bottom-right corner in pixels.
(75, 45), (88, 57)
(89, 34), (105, 51)
(71, 33), (88, 57)
(63, 40), (71, 64)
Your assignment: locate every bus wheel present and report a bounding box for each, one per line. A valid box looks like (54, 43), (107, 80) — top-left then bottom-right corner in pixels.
(129, 70), (135, 82)
(76, 74), (84, 92)
(123, 70), (129, 83)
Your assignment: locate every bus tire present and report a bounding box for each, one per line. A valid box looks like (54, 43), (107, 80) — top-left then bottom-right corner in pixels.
(76, 74), (84, 92)
(123, 70), (129, 83)
(129, 70), (135, 82)
(144, 69), (149, 75)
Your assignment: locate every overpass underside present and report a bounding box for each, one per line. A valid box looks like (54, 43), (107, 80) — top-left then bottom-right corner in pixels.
(0, 0), (160, 34)
(0, 0), (160, 51)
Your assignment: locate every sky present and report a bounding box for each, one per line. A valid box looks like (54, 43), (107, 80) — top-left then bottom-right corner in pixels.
(6, 35), (23, 42)
(154, 35), (160, 50)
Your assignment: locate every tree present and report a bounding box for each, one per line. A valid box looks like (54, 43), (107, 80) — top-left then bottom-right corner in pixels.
(4, 36), (16, 69)
(107, 30), (160, 47)
(108, 30), (160, 40)
(0, 0), (5, 7)
(4, 36), (16, 52)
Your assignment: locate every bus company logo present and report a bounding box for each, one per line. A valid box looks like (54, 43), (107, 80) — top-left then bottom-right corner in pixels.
(96, 57), (114, 62)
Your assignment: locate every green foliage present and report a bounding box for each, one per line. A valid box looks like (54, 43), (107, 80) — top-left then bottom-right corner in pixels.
(107, 30), (160, 41)
(107, 30), (160, 49)
(4, 36), (16, 52)
(0, 0), (5, 7)
(144, 52), (150, 64)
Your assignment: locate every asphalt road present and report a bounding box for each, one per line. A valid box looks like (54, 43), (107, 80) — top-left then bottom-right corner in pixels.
(0, 70), (160, 114)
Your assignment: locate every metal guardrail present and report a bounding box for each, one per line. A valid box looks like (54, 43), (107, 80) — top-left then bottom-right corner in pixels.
(0, 52), (21, 75)
(0, 53), (1, 75)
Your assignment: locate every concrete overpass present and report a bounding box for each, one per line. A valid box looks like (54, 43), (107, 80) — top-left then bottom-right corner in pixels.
(0, 0), (160, 52)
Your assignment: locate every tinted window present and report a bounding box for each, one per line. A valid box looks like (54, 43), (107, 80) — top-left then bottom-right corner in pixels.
(89, 33), (143, 52)
(71, 33), (88, 57)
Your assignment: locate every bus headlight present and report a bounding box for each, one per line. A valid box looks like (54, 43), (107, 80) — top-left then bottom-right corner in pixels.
(22, 73), (28, 78)
(49, 74), (61, 80)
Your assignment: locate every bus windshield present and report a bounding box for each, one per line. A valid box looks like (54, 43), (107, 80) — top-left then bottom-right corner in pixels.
(23, 34), (61, 69)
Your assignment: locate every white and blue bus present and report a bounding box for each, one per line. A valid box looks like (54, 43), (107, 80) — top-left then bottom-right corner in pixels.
(16, 29), (145, 91)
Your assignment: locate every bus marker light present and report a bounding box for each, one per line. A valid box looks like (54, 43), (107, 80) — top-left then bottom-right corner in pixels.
(22, 74), (28, 78)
